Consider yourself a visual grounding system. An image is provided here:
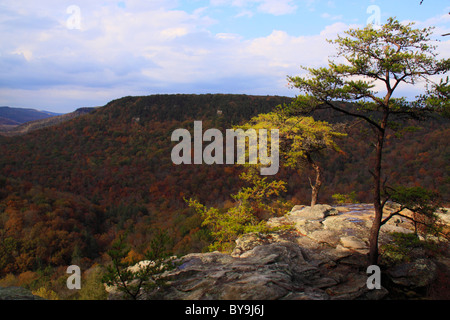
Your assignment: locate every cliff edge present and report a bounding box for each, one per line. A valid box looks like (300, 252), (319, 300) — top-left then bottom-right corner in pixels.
(107, 204), (450, 300)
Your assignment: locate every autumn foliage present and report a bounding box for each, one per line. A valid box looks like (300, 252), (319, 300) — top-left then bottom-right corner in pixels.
(0, 94), (448, 278)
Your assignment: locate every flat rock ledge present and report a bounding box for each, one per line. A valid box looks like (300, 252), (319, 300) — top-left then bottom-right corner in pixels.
(108, 204), (449, 300)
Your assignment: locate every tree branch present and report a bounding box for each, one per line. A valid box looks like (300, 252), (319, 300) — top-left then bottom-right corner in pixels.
(380, 205), (449, 240)
(323, 100), (383, 131)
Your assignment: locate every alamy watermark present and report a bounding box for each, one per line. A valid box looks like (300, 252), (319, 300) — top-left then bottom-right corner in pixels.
(367, 5), (381, 29)
(367, 265), (381, 290)
(66, 265), (81, 289)
(66, 5), (82, 30)
(171, 121), (279, 175)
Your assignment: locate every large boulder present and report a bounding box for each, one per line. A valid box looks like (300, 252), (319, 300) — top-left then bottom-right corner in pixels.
(139, 242), (333, 300)
(107, 203), (448, 301)
(109, 239), (387, 300)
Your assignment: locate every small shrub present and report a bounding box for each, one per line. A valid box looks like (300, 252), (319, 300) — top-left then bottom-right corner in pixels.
(186, 169), (291, 252)
(332, 191), (358, 204)
(380, 232), (439, 265)
(77, 265), (108, 300)
(102, 230), (177, 300)
(32, 287), (59, 300)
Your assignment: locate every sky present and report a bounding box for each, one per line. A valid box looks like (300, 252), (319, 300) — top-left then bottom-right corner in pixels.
(0, 0), (449, 113)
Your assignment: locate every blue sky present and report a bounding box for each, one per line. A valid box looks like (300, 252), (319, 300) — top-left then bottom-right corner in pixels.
(0, 0), (449, 113)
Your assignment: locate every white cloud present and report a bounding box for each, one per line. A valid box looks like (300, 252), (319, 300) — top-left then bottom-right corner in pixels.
(1, 1), (447, 112)
(321, 12), (343, 21)
(257, 0), (297, 15)
(326, 1), (336, 9)
(244, 26), (340, 77)
(161, 27), (189, 40)
(0, 0), (350, 111)
(210, 0), (297, 16)
(11, 48), (33, 61)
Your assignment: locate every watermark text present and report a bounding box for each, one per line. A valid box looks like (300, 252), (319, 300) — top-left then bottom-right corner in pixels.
(171, 121), (279, 175)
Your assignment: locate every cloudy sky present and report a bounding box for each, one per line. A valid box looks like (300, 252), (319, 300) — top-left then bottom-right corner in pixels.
(0, 0), (449, 113)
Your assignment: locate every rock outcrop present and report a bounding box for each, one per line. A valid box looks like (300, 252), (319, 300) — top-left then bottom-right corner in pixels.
(107, 204), (449, 300)
(0, 287), (44, 300)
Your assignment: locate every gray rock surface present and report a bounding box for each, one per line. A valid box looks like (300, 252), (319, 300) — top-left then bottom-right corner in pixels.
(387, 258), (438, 288)
(0, 286), (44, 300)
(287, 204), (339, 222)
(107, 203), (449, 300)
(129, 240), (380, 300)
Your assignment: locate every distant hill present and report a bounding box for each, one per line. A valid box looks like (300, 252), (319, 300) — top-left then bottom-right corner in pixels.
(0, 106), (61, 124)
(0, 107), (96, 136)
(0, 117), (20, 126)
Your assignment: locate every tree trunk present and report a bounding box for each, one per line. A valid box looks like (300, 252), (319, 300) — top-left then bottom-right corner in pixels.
(307, 154), (323, 208)
(369, 200), (383, 265)
(311, 187), (319, 207)
(368, 113), (388, 266)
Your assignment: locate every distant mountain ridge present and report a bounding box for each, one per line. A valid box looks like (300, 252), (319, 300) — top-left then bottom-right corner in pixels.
(0, 116), (20, 126)
(0, 106), (62, 124)
(0, 107), (96, 136)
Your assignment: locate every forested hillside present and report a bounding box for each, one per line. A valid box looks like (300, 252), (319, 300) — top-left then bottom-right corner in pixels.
(0, 94), (448, 278)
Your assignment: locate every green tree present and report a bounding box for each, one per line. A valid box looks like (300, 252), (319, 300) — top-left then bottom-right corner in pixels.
(102, 230), (176, 300)
(417, 77), (450, 117)
(187, 168), (291, 252)
(288, 17), (450, 265)
(77, 265), (108, 300)
(239, 110), (345, 207)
